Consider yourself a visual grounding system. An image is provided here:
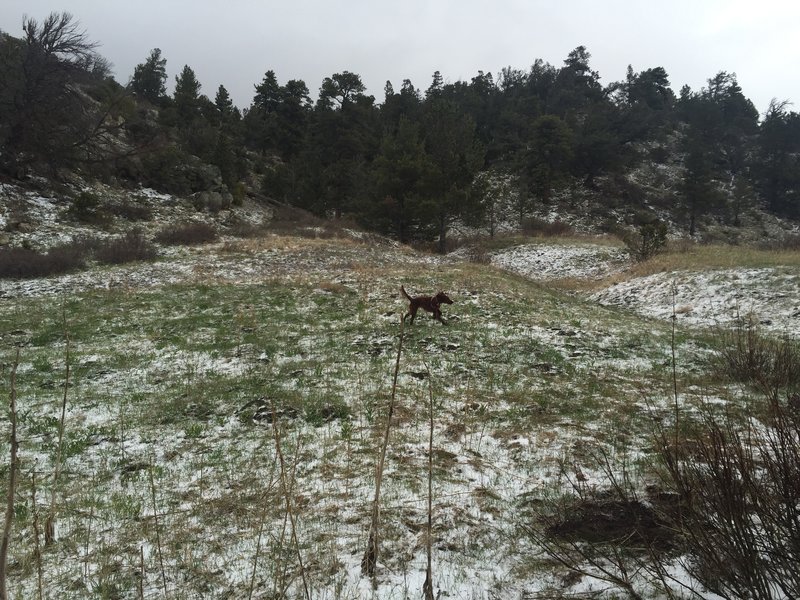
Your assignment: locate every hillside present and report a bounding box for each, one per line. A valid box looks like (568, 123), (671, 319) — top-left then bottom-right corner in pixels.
(2, 183), (800, 598)
(4, 11), (800, 599)
(4, 13), (800, 254)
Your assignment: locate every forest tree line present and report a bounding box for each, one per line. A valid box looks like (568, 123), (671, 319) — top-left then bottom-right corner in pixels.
(2, 13), (800, 250)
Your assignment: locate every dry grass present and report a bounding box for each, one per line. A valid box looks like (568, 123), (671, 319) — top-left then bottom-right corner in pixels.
(154, 222), (218, 246)
(567, 242), (800, 292)
(221, 234), (365, 254)
(461, 232), (624, 255)
(631, 242), (800, 274)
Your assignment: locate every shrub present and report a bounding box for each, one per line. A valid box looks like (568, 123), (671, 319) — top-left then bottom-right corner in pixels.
(757, 233), (800, 251)
(528, 323), (800, 599)
(0, 244), (85, 279)
(93, 229), (159, 265)
(521, 217), (574, 237)
(231, 182), (247, 206)
(154, 222), (218, 246)
(623, 220), (667, 261)
(112, 200), (153, 222)
(713, 319), (800, 398)
(68, 191), (109, 224)
(653, 397), (800, 599)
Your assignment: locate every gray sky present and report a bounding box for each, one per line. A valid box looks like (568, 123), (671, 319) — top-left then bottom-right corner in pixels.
(1, 0), (797, 116)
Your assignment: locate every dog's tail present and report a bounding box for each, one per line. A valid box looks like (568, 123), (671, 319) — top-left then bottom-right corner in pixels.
(400, 285), (411, 301)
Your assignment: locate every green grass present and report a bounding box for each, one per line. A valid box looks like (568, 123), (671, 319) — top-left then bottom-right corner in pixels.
(0, 241), (746, 598)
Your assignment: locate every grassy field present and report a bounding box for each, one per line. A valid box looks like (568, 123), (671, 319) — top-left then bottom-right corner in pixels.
(0, 235), (774, 598)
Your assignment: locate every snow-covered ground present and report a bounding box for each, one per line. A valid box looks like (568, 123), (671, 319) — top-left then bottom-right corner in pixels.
(490, 242), (628, 281)
(593, 267), (800, 336)
(3, 182), (799, 599)
(489, 241), (800, 337)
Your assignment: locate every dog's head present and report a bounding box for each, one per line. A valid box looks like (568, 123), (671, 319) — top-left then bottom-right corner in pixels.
(435, 291), (454, 305)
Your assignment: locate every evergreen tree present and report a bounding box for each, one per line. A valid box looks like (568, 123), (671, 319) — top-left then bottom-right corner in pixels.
(253, 70), (281, 113)
(679, 138), (721, 235)
(245, 70), (281, 152)
(129, 48), (167, 104)
(426, 71), (444, 99)
(246, 71), (310, 157)
(420, 97), (485, 253)
(572, 104), (623, 187)
(755, 100), (800, 217)
(368, 116), (430, 241)
(174, 64), (201, 123)
(214, 84), (234, 118)
(551, 46), (603, 120)
(612, 65), (675, 142)
(381, 79), (421, 133)
(522, 115), (573, 207)
(277, 79), (311, 158)
(317, 71), (367, 109)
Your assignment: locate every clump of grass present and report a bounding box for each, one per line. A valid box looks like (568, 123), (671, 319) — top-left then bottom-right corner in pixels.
(154, 222), (218, 246)
(316, 281), (351, 295)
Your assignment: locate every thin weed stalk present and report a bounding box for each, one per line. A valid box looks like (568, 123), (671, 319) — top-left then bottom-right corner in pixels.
(46, 313), (70, 546)
(148, 462), (168, 599)
(362, 316), (405, 579)
(269, 398), (310, 600)
(138, 545), (145, 600)
(423, 363), (435, 600)
(83, 473), (95, 585)
(31, 470), (43, 600)
(248, 461), (278, 600)
(671, 283), (680, 457)
(0, 350), (20, 600)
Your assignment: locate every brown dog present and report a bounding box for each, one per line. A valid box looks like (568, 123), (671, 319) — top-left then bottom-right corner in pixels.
(400, 286), (453, 325)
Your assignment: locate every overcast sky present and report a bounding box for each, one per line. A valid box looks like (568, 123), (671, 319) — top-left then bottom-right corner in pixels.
(1, 0), (797, 116)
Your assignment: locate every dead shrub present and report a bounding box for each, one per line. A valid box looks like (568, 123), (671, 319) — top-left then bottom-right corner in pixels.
(757, 233), (800, 251)
(265, 205), (365, 240)
(521, 217), (574, 237)
(93, 229), (159, 264)
(653, 397), (800, 600)
(525, 323), (800, 599)
(154, 222), (218, 246)
(713, 319), (800, 398)
(112, 200), (153, 222)
(0, 244), (86, 279)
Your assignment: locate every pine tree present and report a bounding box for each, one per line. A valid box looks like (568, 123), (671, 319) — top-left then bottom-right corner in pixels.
(214, 85), (234, 118)
(129, 48), (167, 104)
(174, 65), (201, 123)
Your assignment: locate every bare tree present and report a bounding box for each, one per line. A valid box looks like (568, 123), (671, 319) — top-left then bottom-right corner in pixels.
(0, 12), (131, 175)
